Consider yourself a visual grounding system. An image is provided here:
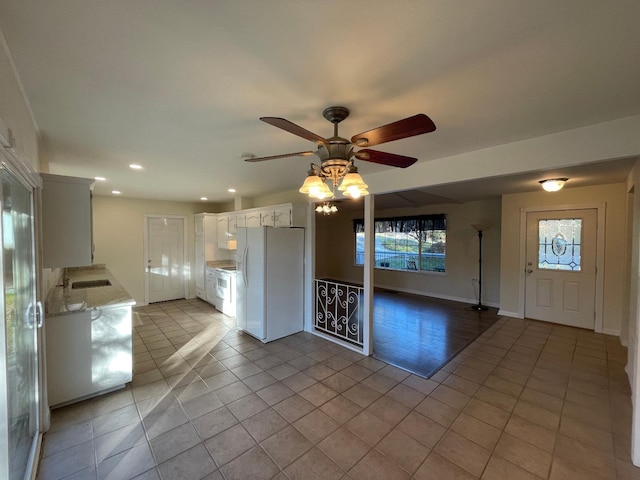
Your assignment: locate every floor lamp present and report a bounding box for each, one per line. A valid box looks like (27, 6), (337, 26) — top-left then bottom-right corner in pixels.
(470, 224), (488, 311)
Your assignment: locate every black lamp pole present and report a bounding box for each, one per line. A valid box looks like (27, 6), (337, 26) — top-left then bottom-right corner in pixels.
(470, 225), (488, 311)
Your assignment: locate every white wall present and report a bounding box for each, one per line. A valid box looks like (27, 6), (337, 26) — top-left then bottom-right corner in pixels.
(316, 198), (502, 306)
(499, 182), (628, 335)
(0, 30), (39, 171)
(92, 195), (232, 306)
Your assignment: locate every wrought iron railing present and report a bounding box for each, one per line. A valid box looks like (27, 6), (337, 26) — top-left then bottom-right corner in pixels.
(314, 279), (364, 348)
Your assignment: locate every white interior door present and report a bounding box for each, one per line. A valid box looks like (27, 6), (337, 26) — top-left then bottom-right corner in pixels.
(525, 209), (597, 329)
(145, 216), (186, 303)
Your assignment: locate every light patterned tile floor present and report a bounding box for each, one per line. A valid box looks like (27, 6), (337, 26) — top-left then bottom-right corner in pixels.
(37, 298), (640, 479)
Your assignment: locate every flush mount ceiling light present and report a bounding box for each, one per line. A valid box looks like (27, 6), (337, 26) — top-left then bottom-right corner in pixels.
(228, 188), (236, 193)
(111, 190), (121, 195)
(539, 178), (568, 192)
(315, 201), (338, 215)
(94, 176), (106, 181)
(245, 106), (436, 200)
(200, 197), (208, 201)
(129, 164), (143, 170)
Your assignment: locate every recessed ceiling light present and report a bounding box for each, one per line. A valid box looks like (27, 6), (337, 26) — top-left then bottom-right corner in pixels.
(200, 197), (208, 201)
(111, 190), (121, 195)
(129, 164), (143, 170)
(95, 176), (106, 181)
(228, 188), (236, 193)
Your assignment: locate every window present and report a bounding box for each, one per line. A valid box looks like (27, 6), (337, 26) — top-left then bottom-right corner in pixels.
(538, 218), (582, 271)
(354, 214), (446, 272)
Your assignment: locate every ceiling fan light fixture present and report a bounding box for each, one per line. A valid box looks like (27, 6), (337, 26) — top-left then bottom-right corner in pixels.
(299, 170), (333, 199)
(338, 166), (369, 198)
(540, 178), (568, 192)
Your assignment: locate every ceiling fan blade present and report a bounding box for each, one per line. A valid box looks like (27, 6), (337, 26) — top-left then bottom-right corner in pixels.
(260, 117), (329, 145)
(354, 149), (418, 168)
(243, 151), (315, 162)
(351, 114), (436, 147)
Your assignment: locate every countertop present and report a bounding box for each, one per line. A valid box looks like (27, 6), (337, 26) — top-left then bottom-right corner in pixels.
(46, 264), (136, 316)
(206, 260), (236, 269)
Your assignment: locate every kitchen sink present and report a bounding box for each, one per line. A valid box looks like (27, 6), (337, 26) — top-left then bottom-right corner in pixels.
(71, 279), (112, 289)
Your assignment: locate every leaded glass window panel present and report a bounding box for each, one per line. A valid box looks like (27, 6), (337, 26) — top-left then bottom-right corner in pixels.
(538, 218), (582, 271)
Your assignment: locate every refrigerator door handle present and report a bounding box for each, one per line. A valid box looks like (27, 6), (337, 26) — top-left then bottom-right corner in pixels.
(36, 301), (44, 328)
(243, 245), (248, 288)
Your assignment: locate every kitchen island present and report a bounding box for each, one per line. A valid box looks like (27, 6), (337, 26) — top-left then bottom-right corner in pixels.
(45, 265), (136, 407)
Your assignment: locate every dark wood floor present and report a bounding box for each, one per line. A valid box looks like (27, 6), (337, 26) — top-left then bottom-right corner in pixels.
(372, 290), (499, 378)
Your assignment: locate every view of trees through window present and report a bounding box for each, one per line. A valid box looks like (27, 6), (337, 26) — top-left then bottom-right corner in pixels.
(354, 215), (446, 272)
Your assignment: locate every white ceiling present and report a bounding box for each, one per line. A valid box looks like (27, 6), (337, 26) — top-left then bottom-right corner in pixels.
(1, 1), (639, 203)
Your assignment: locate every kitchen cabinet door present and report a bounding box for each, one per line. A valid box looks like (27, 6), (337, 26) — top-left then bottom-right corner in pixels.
(260, 211), (274, 227)
(245, 211), (261, 227)
(274, 206), (292, 227)
(41, 174), (94, 268)
(217, 215), (229, 249)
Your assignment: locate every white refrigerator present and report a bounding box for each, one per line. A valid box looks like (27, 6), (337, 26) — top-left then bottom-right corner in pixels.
(236, 227), (305, 342)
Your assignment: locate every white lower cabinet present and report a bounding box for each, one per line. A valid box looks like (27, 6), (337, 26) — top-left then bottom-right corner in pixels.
(195, 213), (218, 301)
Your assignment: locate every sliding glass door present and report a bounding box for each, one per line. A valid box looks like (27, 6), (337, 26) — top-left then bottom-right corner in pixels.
(0, 165), (39, 480)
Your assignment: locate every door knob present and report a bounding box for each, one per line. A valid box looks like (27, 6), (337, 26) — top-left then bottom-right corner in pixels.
(527, 269), (533, 274)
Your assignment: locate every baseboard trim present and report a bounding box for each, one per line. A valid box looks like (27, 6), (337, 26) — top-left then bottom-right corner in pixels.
(497, 309), (523, 318)
(326, 278), (501, 309)
(602, 327), (621, 337)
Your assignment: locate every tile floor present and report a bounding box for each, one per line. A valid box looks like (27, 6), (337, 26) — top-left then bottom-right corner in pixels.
(37, 298), (640, 479)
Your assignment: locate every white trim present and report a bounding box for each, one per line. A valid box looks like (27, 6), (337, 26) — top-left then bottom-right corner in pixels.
(373, 283), (500, 308)
(519, 203), (606, 332)
(362, 195), (375, 356)
(0, 147), (41, 190)
(602, 328), (621, 337)
(142, 214), (189, 305)
(309, 329), (365, 355)
(304, 203), (314, 333)
(497, 309), (523, 319)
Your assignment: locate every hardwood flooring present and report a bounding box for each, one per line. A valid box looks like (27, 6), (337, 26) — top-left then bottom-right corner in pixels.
(372, 290), (499, 378)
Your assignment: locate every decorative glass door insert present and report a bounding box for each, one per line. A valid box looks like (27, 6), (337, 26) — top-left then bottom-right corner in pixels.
(538, 218), (582, 271)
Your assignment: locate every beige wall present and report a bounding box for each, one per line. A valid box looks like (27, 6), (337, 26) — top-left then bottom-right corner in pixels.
(0, 31), (39, 170)
(499, 182), (628, 335)
(92, 195), (231, 306)
(252, 189), (309, 208)
(316, 198), (502, 306)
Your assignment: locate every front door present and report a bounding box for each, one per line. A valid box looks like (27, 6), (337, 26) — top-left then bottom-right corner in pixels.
(145, 216), (186, 303)
(525, 209), (597, 329)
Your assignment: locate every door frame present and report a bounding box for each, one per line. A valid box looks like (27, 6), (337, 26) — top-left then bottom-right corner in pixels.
(142, 214), (189, 305)
(518, 203), (605, 333)
(0, 146), (44, 480)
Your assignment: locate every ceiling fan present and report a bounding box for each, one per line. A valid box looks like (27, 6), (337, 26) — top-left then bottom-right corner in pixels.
(245, 106), (436, 199)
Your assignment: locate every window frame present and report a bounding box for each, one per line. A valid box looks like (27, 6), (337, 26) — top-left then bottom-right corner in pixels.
(353, 214), (446, 273)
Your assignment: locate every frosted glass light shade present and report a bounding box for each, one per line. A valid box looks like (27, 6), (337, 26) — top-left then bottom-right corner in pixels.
(539, 178), (568, 192)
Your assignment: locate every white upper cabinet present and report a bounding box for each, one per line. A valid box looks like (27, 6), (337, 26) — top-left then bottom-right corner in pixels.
(41, 173), (94, 268)
(245, 211), (261, 227)
(273, 205), (293, 227)
(217, 215), (237, 250)
(258, 204), (305, 228)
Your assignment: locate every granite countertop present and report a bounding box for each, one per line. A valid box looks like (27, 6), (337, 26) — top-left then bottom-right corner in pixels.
(206, 260), (236, 269)
(46, 264), (136, 316)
